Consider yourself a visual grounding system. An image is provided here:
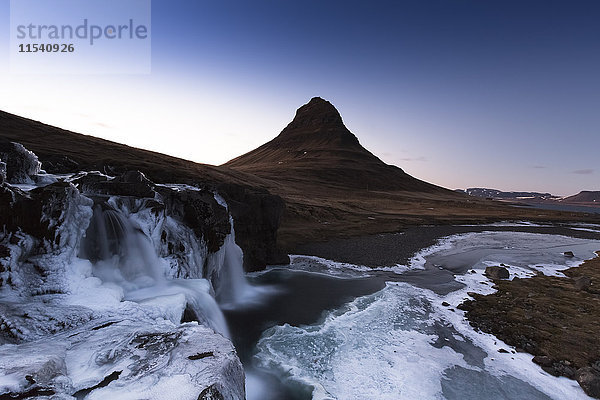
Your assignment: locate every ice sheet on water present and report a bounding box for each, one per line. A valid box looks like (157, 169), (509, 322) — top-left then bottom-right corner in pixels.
(255, 231), (600, 400)
(423, 231), (599, 276)
(255, 280), (588, 400)
(457, 221), (553, 228)
(256, 282), (556, 400)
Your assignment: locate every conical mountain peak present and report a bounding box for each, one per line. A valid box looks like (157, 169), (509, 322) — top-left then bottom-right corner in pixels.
(284, 97), (345, 131)
(224, 97), (445, 193)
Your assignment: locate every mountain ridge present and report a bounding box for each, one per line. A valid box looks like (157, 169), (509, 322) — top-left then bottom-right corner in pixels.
(2, 102), (598, 251)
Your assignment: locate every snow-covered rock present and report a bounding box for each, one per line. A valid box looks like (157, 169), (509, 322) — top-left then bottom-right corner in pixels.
(0, 318), (244, 400)
(0, 141), (41, 184)
(0, 146), (247, 399)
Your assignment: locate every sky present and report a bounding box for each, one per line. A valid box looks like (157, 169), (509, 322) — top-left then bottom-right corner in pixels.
(0, 0), (599, 196)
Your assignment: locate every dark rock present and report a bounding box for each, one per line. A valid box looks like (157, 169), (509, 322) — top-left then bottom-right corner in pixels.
(0, 181), (88, 247)
(157, 186), (230, 253)
(82, 170), (155, 198)
(218, 183), (289, 271)
(441, 301), (450, 307)
(0, 160), (6, 184)
(198, 384), (225, 400)
(573, 276), (592, 291)
(533, 356), (577, 378)
(485, 266), (510, 280)
(188, 352), (213, 360)
(577, 367), (600, 397)
(0, 141), (41, 183)
(498, 348), (509, 353)
(564, 251), (575, 257)
(40, 155), (80, 173)
(532, 355), (553, 367)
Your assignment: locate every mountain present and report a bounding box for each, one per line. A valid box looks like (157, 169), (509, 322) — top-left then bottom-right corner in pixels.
(225, 97), (445, 193)
(458, 188), (558, 201)
(561, 191), (600, 204)
(1, 102), (598, 252)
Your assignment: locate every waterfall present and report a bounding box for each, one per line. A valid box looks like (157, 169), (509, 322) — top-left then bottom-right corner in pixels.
(211, 195), (258, 309)
(80, 202), (230, 337)
(81, 204), (164, 290)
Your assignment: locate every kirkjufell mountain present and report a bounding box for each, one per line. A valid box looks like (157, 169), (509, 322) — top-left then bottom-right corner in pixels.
(226, 97), (446, 193)
(0, 101), (595, 251)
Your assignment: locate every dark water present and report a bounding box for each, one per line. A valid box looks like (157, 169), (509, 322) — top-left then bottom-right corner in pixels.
(515, 202), (600, 214)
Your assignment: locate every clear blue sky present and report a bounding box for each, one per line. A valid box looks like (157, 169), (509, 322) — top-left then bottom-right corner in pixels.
(1, 0), (598, 195)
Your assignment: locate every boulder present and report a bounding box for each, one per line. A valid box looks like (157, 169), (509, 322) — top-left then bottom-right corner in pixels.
(0, 141), (41, 183)
(484, 266), (510, 280)
(576, 367), (600, 398)
(564, 251), (575, 257)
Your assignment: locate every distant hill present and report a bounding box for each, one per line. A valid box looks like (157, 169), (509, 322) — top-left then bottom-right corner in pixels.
(457, 188), (558, 201)
(561, 191), (600, 204)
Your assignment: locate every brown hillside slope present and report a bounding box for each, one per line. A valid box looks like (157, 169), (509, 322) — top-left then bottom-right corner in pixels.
(0, 110), (268, 188)
(1, 104), (598, 252)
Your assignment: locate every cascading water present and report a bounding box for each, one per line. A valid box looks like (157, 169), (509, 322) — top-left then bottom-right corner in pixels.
(211, 195), (260, 309)
(80, 202), (230, 337)
(81, 204), (164, 290)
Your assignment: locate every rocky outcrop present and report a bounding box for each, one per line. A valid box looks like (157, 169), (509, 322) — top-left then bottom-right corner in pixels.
(0, 141), (41, 183)
(74, 169), (285, 270)
(484, 266), (509, 280)
(577, 365), (600, 398)
(0, 182), (92, 290)
(218, 183), (289, 271)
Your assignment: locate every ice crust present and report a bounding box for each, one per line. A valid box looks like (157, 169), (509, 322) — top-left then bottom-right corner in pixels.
(255, 231), (600, 400)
